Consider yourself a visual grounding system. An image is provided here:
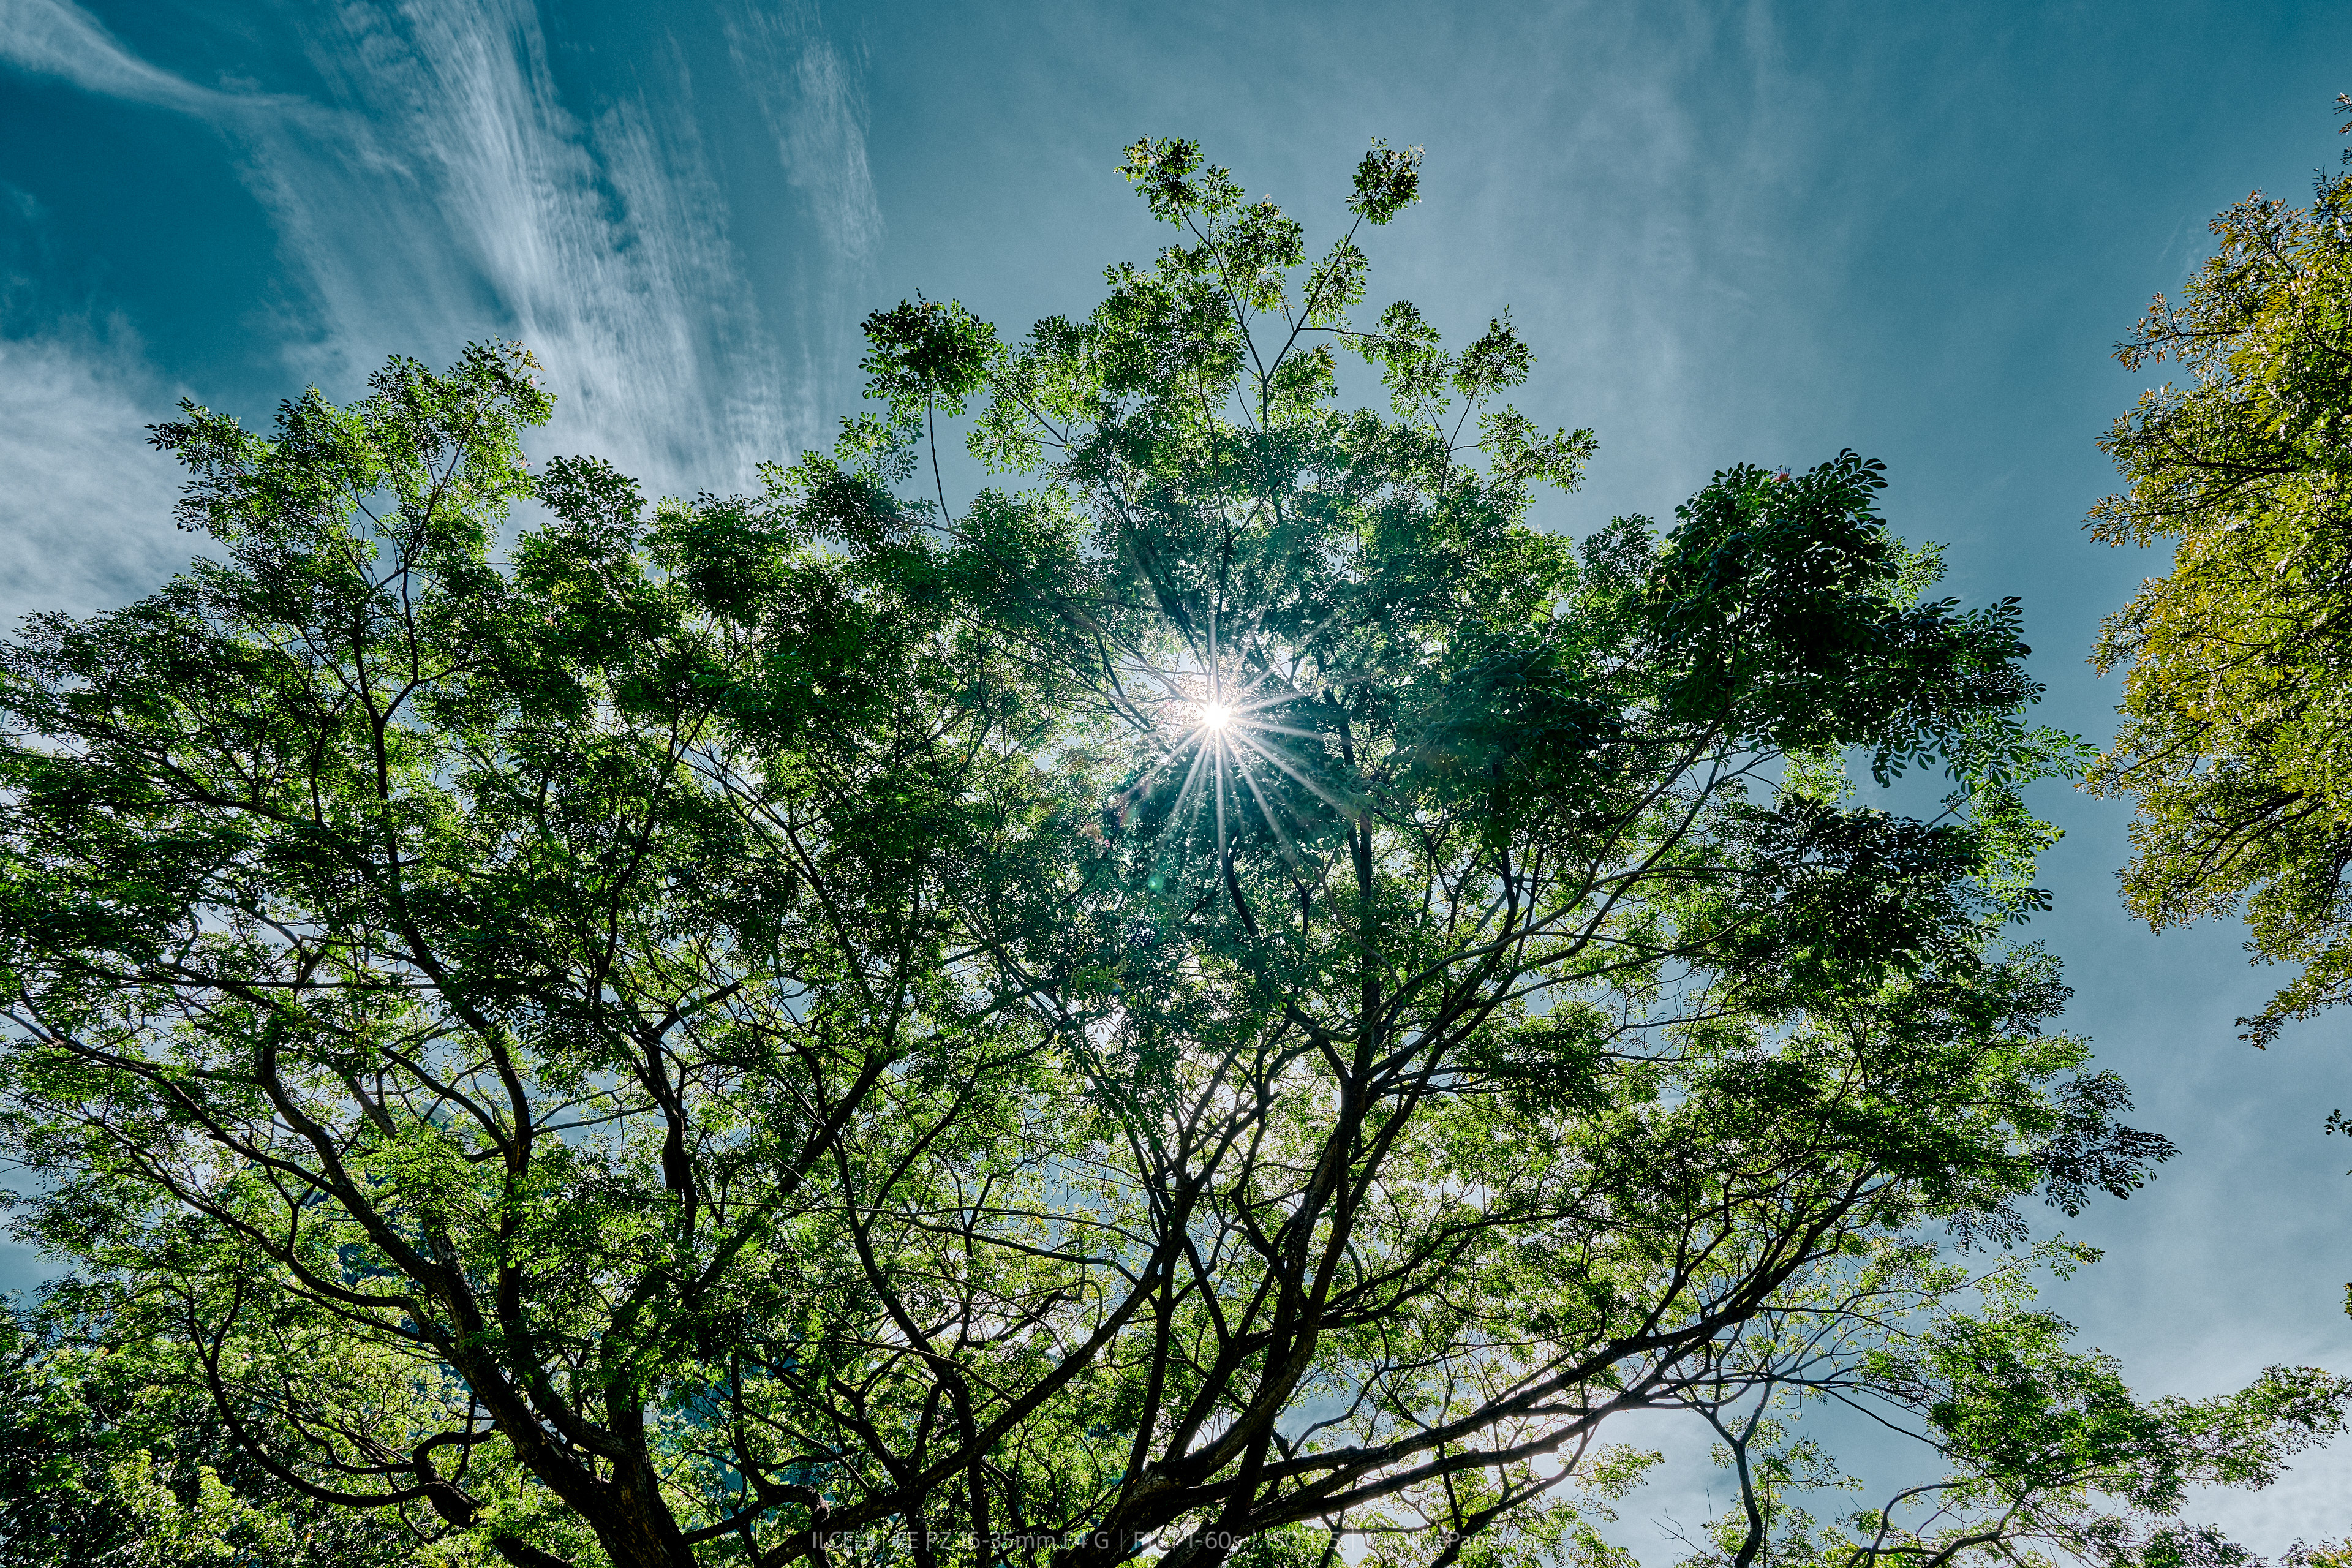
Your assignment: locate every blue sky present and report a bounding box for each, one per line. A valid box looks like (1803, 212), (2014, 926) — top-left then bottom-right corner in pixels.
(3, 0), (2350, 1549)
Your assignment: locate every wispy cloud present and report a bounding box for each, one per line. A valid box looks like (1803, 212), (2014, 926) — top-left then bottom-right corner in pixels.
(725, 0), (885, 439)
(0, 330), (186, 622)
(0, 165), (189, 622)
(0, 0), (234, 111)
(0, 0), (885, 503)
(726, 2), (882, 271)
(252, 0), (802, 489)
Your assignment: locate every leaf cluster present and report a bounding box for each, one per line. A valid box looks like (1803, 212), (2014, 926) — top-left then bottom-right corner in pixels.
(2087, 144), (2352, 1050)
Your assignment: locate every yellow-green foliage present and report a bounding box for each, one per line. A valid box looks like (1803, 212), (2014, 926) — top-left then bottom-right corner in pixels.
(2089, 140), (2352, 1046)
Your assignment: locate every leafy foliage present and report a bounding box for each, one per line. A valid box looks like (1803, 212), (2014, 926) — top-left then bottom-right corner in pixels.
(0, 1298), (415, 1567)
(0, 144), (2336, 1568)
(2087, 111), (2352, 1054)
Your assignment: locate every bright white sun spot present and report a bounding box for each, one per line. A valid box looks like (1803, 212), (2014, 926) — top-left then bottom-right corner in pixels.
(1200, 702), (1232, 730)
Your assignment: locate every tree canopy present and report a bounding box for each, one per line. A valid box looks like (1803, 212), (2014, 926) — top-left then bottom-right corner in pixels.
(2087, 112), (2352, 1054)
(0, 138), (2341, 1568)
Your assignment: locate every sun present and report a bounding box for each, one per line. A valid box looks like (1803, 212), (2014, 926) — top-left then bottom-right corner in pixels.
(1200, 701), (1232, 730)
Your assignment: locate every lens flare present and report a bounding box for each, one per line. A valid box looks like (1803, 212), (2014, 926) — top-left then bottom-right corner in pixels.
(1201, 701), (1232, 730)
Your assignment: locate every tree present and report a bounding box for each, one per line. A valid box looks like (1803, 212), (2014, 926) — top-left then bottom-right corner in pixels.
(0, 1295), (416, 1567)
(0, 140), (2339, 1568)
(2087, 104), (2352, 1052)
